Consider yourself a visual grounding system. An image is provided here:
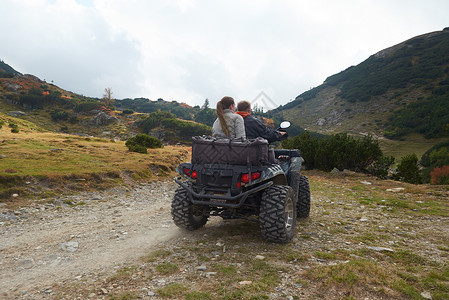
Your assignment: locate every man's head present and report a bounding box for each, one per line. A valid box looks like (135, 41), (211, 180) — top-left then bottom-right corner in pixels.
(237, 101), (251, 113)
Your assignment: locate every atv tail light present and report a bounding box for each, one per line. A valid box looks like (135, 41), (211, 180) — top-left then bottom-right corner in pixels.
(183, 168), (197, 179)
(240, 172), (261, 184)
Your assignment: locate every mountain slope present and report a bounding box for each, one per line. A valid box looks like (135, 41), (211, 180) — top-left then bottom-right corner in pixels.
(0, 70), (211, 143)
(0, 60), (21, 77)
(274, 28), (449, 140)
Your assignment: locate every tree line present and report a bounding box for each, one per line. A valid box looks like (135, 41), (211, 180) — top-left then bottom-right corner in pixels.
(282, 132), (449, 185)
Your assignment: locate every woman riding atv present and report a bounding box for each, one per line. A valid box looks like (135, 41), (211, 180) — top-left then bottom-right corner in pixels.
(212, 96), (246, 139)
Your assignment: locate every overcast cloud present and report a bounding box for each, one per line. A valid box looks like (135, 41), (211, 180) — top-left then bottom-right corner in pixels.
(1, 0), (448, 109)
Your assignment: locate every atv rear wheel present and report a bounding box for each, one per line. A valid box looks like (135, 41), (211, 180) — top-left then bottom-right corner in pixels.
(171, 184), (209, 230)
(297, 175), (311, 218)
(259, 185), (296, 243)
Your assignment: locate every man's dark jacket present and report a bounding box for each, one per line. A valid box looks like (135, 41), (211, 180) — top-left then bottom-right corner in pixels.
(242, 114), (284, 143)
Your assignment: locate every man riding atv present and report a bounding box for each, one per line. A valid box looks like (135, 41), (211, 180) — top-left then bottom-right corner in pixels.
(171, 103), (310, 243)
(235, 100), (287, 143)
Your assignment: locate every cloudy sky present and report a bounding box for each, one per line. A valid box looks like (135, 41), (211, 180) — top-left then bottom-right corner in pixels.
(1, 0), (448, 109)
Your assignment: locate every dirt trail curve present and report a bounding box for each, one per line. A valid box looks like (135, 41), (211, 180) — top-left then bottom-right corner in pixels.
(0, 180), (181, 298)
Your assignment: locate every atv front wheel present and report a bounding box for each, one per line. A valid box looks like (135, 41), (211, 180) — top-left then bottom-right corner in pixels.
(259, 185), (296, 243)
(171, 184), (209, 230)
(297, 175), (311, 218)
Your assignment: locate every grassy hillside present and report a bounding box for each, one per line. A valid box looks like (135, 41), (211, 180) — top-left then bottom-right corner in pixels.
(0, 73), (213, 143)
(273, 29), (449, 157)
(0, 112), (189, 205)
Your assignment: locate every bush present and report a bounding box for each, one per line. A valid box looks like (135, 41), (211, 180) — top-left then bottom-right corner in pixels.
(282, 132), (319, 169)
(125, 134), (162, 153)
(74, 102), (103, 113)
(138, 111), (211, 140)
(139, 111), (177, 133)
(69, 115), (78, 124)
(126, 144), (148, 153)
(282, 132), (383, 173)
(420, 141), (449, 183)
(9, 123), (19, 133)
(368, 155), (395, 179)
(51, 110), (70, 121)
(429, 165), (449, 184)
(122, 109), (134, 115)
(394, 154), (422, 184)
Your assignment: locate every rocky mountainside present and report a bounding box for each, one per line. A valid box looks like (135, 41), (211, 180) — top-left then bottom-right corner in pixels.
(273, 28), (449, 140)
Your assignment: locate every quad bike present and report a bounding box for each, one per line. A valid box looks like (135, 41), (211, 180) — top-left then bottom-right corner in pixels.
(171, 122), (311, 243)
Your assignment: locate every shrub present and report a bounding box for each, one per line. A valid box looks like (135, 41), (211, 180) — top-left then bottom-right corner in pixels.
(74, 102), (103, 113)
(122, 109), (134, 115)
(282, 132), (383, 173)
(420, 142), (449, 183)
(139, 111), (177, 133)
(126, 144), (148, 154)
(282, 132), (319, 169)
(8, 123), (19, 133)
(125, 134), (162, 153)
(429, 165), (449, 185)
(51, 110), (70, 121)
(394, 154), (422, 184)
(368, 155), (395, 179)
(138, 110), (211, 140)
(69, 115), (78, 124)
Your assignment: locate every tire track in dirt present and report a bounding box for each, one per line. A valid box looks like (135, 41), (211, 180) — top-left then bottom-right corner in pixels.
(0, 181), (181, 298)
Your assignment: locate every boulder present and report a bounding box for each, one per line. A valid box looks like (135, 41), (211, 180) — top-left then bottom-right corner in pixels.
(88, 112), (119, 127)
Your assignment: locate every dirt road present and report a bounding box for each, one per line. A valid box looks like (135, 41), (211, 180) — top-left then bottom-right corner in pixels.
(0, 180), (180, 299)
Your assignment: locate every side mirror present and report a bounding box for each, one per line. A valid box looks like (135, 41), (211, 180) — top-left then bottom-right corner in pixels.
(280, 121), (291, 129)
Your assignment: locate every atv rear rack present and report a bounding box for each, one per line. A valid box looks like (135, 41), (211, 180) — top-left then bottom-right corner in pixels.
(174, 177), (273, 208)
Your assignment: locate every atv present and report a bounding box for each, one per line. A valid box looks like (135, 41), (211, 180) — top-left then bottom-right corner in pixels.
(171, 122), (311, 243)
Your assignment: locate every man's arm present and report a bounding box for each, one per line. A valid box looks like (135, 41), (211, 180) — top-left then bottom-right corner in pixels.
(252, 117), (284, 143)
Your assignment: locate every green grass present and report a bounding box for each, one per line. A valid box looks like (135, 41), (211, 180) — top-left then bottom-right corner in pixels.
(107, 266), (137, 282)
(109, 292), (138, 300)
(386, 250), (428, 266)
(314, 251), (337, 260)
(380, 133), (448, 160)
(307, 259), (388, 288)
(155, 262), (179, 275)
(185, 291), (212, 300)
(143, 249), (173, 262)
(157, 283), (189, 298)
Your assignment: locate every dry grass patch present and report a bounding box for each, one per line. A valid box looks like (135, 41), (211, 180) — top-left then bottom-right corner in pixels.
(0, 122), (189, 205)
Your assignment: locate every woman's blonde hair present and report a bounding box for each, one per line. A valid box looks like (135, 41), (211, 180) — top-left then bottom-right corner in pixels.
(216, 96), (235, 137)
